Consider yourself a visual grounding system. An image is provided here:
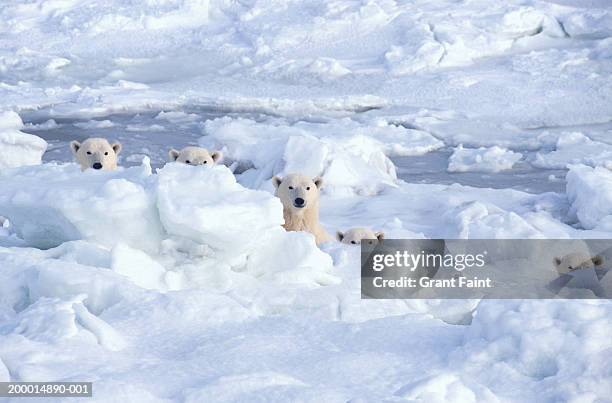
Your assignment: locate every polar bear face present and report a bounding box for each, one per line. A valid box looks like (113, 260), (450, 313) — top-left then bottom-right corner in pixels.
(553, 252), (603, 274)
(272, 173), (323, 213)
(168, 147), (222, 166)
(337, 227), (384, 245)
(70, 138), (122, 171)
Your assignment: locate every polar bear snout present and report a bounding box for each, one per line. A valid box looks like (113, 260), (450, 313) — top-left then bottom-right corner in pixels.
(293, 197), (305, 208)
(92, 162), (103, 170)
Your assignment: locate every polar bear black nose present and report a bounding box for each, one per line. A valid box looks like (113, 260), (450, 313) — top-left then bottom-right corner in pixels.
(294, 197), (305, 207)
(92, 163), (103, 170)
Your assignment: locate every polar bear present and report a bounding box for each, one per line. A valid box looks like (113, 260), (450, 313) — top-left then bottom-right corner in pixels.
(272, 173), (331, 245)
(70, 138), (122, 171)
(553, 252), (604, 274)
(336, 227), (384, 245)
(168, 146), (222, 166)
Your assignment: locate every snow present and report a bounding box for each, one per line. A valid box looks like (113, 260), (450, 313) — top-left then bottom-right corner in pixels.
(156, 163), (283, 256)
(566, 164), (612, 231)
(448, 145), (523, 173)
(1, 0), (612, 401)
(200, 117), (441, 194)
(0, 160), (162, 251)
(533, 132), (612, 169)
(0, 111), (47, 169)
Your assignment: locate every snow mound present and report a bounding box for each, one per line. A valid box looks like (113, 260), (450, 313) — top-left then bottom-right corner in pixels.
(200, 117), (442, 194)
(534, 132), (612, 169)
(157, 163), (283, 255)
(0, 161), (338, 294)
(448, 145), (522, 173)
(566, 164), (612, 230)
(0, 111), (47, 169)
(454, 299), (612, 401)
(0, 161), (162, 251)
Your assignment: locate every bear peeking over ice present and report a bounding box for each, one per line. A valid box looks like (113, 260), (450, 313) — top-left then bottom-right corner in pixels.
(272, 173), (332, 245)
(337, 227), (384, 245)
(168, 146), (222, 166)
(553, 252), (604, 274)
(70, 138), (122, 171)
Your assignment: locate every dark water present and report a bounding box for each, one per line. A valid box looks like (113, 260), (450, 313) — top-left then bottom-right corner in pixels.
(21, 108), (268, 169)
(392, 150), (567, 194)
(22, 108), (567, 194)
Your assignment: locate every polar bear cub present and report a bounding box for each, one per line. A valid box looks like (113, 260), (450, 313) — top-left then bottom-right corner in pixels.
(337, 227), (384, 245)
(553, 252), (604, 274)
(70, 138), (122, 171)
(168, 146), (222, 166)
(272, 173), (331, 245)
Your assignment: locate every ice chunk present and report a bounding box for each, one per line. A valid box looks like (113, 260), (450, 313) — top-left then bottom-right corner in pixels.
(533, 132), (612, 169)
(111, 243), (168, 291)
(0, 111), (47, 169)
(448, 145), (522, 173)
(0, 162), (163, 251)
(246, 229), (337, 287)
(201, 117), (441, 194)
(156, 163), (284, 255)
(566, 164), (612, 230)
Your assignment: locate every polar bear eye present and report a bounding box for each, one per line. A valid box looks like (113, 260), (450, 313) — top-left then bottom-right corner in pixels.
(203, 161), (207, 164)
(306, 187), (311, 190)
(87, 151), (92, 155)
(351, 241), (357, 244)
(185, 160), (190, 164)
(104, 152), (109, 156)
(288, 186), (294, 190)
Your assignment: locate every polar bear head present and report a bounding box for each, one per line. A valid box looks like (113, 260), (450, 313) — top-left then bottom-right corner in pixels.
(336, 227), (384, 245)
(70, 138), (122, 171)
(168, 146), (222, 166)
(272, 173), (323, 213)
(553, 252), (604, 274)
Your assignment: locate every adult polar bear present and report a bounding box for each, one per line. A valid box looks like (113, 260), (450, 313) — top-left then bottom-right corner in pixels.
(273, 173), (332, 245)
(70, 138), (122, 171)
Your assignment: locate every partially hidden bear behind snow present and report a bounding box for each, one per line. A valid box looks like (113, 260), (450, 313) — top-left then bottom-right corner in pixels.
(273, 173), (332, 245)
(337, 227), (384, 245)
(168, 146), (222, 166)
(70, 138), (122, 171)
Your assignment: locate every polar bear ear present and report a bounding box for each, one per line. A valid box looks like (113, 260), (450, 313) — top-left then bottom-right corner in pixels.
(112, 142), (122, 155)
(592, 255), (604, 266)
(553, 257), (562, 267)
(211, 151), (223, 163)
(168, 149), (180, 161)
(313, 176), (324, 189)
(336, 231), (344, 242)
(376, 232), (385, 241)
(70, 140), (81, 155)
(272, 176), (282, 189)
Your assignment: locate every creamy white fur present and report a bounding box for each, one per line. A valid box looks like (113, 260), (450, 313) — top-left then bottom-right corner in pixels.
(70, 138), (121, 171)
(273, 173), (331, 245)
(168, 146), (222, 166)
(336, 227), (384, 245)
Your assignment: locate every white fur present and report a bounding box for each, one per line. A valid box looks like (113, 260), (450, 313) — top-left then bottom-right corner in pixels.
(70, 138), (121, 171)
(553, 252), (604, 274)
(168, 146), (222, 166)
(272, 173), (331, 245)
(336, 227), (384, 245)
